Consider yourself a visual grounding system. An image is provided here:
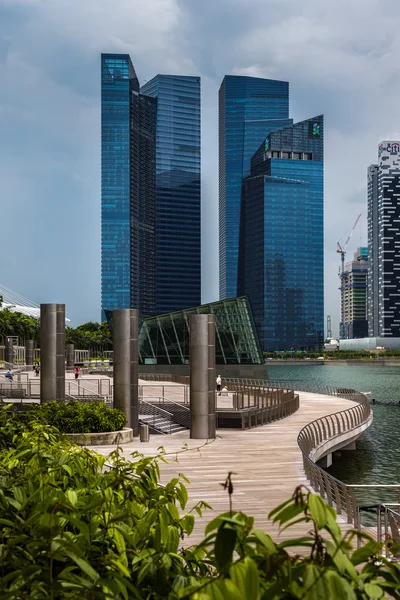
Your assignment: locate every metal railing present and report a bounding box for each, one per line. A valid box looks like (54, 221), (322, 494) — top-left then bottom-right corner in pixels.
(138, 400), (174, 435)
(144, 397), (190, 429)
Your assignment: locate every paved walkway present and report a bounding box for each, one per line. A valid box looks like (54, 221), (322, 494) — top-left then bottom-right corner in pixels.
(89, 391), (357, 545)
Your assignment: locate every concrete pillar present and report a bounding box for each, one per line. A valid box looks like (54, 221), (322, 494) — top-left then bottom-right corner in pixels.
(113, 309), (138, 436)
(343, 440), (357, 451)
(5, 338), (13, 366)
(318, 453), (332, 468)
(26, 340), (34, 366)
(190, 314), (216, 439)
(41, 304), (65, 404)
(207, 314), (216, 438)
(56, 305), (66, 403)
(66, 343), (75, 369)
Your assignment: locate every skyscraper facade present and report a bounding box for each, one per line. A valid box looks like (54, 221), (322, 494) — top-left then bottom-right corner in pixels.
(141, 76), (201, 314)
(368, 142), (400, 337)
(218, 75), (291, 300)
(101, 56), (200, 321)
(340, 247), (369, 339)
(238, 117), (324, 350)
(101, 54), (156, 321)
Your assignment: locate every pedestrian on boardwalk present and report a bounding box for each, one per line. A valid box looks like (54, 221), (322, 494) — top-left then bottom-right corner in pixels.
(5, 368), (13, 383)
(74, 366), (80, 380)
(35, 365), (39, 377)
(216, 374), (221, 395)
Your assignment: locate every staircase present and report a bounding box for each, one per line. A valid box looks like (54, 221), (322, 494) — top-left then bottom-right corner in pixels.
(139, 399), (187, 435)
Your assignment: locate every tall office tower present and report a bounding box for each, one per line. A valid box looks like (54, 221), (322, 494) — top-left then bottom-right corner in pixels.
(367, 164), (379, 336)
(141, 76), (201, 314)
(367, 142), (400, 337)
(238, 117), (324, 350)
(101, 54), (156, 321)
(340, 247), (369, 339)
(218, 76), (291, 300)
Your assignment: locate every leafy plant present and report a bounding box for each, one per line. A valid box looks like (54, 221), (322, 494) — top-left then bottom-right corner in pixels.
(33, 400), (126, 433)
(1, 409), (400, 598)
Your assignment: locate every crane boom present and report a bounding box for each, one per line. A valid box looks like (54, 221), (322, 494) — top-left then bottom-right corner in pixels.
(343, 213), (361, 251)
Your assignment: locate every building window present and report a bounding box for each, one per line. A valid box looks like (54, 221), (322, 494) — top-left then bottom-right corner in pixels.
(272, 151), (280, 158)
(293, 152), (302, 160)
(304, 153), (312, 160)
(282, 151), (291, 159)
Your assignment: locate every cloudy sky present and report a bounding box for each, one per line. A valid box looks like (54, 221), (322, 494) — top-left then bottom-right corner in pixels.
(1, 0), (399, 333)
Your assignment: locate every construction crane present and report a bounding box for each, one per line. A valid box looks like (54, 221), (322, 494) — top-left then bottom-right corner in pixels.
(336, 213), (362, 276)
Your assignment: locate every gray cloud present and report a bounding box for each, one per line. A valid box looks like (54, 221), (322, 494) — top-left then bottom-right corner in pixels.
(0, 0), (399, 332)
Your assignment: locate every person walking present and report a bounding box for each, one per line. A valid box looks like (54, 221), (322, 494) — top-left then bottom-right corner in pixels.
(74, 366), (80, 380)
(216, 374), (221, 395)
(5, 368), (13, 383)
(34, 365), (40, 377)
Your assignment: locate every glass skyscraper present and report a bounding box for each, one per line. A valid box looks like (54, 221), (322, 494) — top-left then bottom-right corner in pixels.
(141, 76), (201, 315)
(238, 117), (324, 350)
(101, 56), (200, 320)
(218, 75), (291, 299)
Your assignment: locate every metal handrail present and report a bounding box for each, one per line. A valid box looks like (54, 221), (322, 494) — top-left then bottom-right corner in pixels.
(138, 400), (174, 435)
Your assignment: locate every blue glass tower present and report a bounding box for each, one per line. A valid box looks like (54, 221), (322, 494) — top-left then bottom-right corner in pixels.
(219, 75), (291, 300)
(238, 117), (324, 350)
(101, 54), (157, 321)
(141, 75), (201, 314)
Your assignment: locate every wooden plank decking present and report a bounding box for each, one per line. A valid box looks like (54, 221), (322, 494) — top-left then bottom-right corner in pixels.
(91, 389), (360, 545)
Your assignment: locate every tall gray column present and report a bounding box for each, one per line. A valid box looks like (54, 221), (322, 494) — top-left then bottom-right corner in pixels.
(207, 315), (216, 438)
(113, 309), (139, 436)
(190, 314), (216, 439)
(5, 338), (13, 366)
(66, 343), (75, 369)
(56, 305), (66, 403)
(41, 304), (65, 404)
(26, 340), (34, 366)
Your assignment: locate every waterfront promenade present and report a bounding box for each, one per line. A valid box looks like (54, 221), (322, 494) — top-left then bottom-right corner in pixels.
(90, 389), (358, 545)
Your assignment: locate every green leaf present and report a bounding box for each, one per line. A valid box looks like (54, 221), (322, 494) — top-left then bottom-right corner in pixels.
(252, 529), (277, 553)
(230, 557), (260, 599)
(214, 525), (237, 574)
(351, 541), (382, 566)
(308, 494), (328, 529)
(326, 570), (357, 600)
(64, 551), (100, 583)
(365, 583), (384, 599)
(182, 513), (195, 536)
(205, 512), (234, 534)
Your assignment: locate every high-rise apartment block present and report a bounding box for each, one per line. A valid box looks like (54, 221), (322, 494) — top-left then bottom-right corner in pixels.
(218, 76), (291, 300)
(141, 76), (201, 315)
(368, 142), (400, 337)
(101, 55), (201, 320)
(237, 117), (324, 350)
(340, 247), (369, 339)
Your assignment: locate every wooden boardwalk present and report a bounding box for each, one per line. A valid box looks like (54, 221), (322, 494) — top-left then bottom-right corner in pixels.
(91, 390), (360, 545)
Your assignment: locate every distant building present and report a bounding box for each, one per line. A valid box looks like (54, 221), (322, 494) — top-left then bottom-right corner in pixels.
(238, 116), (324, 351)
(101, 54), (156, 321)
(339, 247), (368, 339)
(218, 75), (291, 300)
(101, 56), (200, 321)
(367, 142), (400, 337)
(141, 75), (201, 315)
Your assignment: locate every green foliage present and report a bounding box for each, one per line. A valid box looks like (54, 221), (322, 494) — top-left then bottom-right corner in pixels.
(1, 410), (400, 598)
(33, 400), (126, 433)
(66, 321), (112, 353)
(0, 308), (40, 343)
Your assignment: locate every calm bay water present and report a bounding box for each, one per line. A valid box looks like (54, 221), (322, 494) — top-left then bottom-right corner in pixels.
(268, 365), (400, 488)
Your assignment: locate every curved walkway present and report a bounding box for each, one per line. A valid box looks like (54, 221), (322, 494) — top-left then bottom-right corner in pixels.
(91, 390), (361, 545)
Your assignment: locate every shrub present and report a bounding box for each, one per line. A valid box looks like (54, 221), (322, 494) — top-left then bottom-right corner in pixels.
(1, 409), (400, 599)
(33, 399), (126, 433)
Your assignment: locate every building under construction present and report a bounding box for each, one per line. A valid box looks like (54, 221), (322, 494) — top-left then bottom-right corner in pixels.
(339, 247), (369, 339)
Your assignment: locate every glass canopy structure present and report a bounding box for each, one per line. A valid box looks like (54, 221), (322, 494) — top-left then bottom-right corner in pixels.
(138, 296), (263, 365)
